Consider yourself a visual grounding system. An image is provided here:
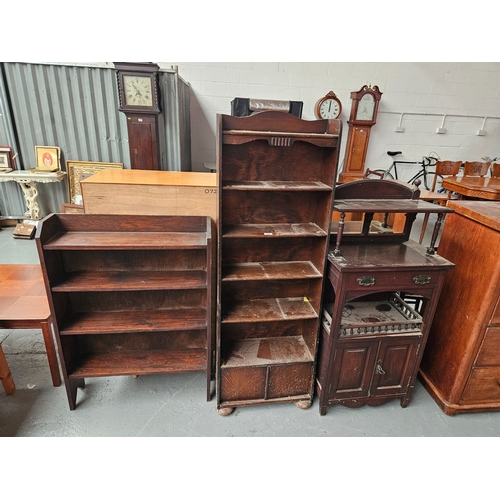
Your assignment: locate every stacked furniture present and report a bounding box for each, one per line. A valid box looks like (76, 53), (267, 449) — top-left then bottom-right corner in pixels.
(317, 179), (455, 415)
(419, 201), (500, 415)
(216, 111), (342, 415)
(36, 213), (214, 410)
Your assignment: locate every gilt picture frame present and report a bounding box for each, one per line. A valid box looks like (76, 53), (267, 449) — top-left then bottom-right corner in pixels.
(66, 161), (124, 204)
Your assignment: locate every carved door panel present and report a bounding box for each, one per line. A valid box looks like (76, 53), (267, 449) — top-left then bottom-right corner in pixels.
(371, 335), (421, 397)
(329, 339), (378, 399)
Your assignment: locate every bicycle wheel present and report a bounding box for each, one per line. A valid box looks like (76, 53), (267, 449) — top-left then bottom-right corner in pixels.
(365, 169), (394, 180)
(414, 171), (442, 191)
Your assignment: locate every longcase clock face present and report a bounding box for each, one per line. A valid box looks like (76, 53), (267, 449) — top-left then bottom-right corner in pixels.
(123, 75), (153, 107)
(355, 93), (376, 121)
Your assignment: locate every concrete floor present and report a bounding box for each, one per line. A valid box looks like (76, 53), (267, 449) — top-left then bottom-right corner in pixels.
(0, 214), (498, 438)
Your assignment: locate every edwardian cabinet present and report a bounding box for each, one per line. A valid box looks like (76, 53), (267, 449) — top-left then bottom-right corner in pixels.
(419, 201), (500, 415)
(36, 213), (214, 410)
(216, 111), (342, 415)
(317, 180), (455, 415)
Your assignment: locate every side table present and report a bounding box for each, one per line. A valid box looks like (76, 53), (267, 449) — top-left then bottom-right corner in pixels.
(0, 170), (66, 220)
(0, 264), (61, 388)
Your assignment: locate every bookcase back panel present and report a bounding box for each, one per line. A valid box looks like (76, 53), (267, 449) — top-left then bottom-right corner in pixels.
(221, 238), (325, 267)
(77, 330), (208, 353)
(221, 142), (336, 184)
(221, 191), (331, 226)
(220, 319), (314, 341)
(62, 249), (207, 272)
(67, 289), (206, 312)
(221, 279), (323, 306)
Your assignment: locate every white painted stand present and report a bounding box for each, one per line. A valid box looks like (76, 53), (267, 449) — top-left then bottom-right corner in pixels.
(0, 170), (66, 220)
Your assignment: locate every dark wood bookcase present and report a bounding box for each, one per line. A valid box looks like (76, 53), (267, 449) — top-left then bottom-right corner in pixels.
(215, 111), (342, 415)
(36, 213), (214, 410)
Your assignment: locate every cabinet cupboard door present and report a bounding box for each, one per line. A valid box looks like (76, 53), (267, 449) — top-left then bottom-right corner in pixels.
(329, 335), (421, 401)
(371, 335), (421, 397)
(329, 340), (378, 398)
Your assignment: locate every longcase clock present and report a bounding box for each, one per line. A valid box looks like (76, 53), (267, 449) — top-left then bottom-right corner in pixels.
(114, 62), (166, 170)
(339, 84), (382, 183)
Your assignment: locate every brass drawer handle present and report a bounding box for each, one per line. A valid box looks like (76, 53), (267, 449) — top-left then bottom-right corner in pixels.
(413, 275), (431, 285)
(357, 276), (376, 287)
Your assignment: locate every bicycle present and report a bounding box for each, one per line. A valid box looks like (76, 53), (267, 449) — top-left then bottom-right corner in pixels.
(366, 151), (442, 191)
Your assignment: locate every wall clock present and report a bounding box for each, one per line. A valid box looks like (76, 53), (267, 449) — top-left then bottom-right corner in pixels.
(114, 62), (165, 170)
(338, 84), (383, 183)
(315, 91), (342, 119)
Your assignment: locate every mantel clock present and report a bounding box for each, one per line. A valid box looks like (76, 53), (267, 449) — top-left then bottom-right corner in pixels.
(339, 84), (382, 183)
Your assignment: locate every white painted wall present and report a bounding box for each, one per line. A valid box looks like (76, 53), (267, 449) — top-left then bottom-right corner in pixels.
(159, 62), (500, 180)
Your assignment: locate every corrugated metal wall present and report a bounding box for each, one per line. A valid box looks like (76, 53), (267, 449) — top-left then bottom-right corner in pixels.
(0, 62), (191, 219)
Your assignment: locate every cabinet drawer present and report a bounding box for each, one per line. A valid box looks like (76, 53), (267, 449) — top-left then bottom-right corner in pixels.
(462, 366), (500, 402)
(345, 271), (440, 292)
(476, 327), (500, 366)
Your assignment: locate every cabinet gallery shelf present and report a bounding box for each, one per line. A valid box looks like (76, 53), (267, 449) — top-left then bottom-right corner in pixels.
(70, 349), (207, 378)
(51, 270), (207, 291)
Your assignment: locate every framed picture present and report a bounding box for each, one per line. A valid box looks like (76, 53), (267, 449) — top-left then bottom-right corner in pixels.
(0, 146), (14, 172)
(35, 146), (61, 172)
(66, 161), (124, 204)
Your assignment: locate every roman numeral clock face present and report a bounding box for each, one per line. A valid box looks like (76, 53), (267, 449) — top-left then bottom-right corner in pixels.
(123, 75), (153, 106)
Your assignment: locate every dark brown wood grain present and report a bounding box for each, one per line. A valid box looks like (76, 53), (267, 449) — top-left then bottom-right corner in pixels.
(216, 111), (341, 414)
(36, 213), (214, 410)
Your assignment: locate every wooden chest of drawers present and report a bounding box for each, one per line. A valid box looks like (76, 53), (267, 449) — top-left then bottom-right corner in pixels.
(419, 201), (500, 415)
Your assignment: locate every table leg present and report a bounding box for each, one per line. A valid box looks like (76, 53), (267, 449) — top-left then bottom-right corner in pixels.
(0, 344), (15, 395)
(15, 180), (41, 220)
(41, 320), (61, 387)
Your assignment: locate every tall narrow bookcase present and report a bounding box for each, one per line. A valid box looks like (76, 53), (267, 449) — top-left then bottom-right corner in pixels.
(36, 213), (214, 410)
(216, 111), (342, 415)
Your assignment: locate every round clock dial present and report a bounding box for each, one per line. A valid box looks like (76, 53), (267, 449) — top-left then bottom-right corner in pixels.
(315, 91), (342, 119)
(123, 75), (153, 107)
(355, 93), (376, 121)
(319, 99), (341, 119)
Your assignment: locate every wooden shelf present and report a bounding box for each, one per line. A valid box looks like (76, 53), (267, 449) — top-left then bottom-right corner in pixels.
(222, 337), (314, 368)
(59, 309), (207, 335)
(70, 349), (207, 378)
(222, 261), (322, 281)
(36, 213), (214, 410)
(222, 297), (318, 323)
(222, 181), (332, 191)
(222, 223), (327, 238)
(52, 270), (207, 291)
(334, 199), (454, 214)
(43, 231), (207, 250)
